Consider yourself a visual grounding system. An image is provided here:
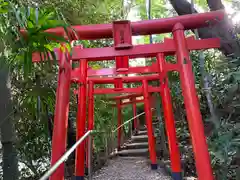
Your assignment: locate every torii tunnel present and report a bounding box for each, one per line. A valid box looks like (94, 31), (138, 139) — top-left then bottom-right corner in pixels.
(22, 9), (225, 180)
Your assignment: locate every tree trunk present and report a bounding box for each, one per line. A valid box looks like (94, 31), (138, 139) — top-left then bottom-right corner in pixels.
(0, 66), (18, 180)
(207, 0), (224, 11)
(169, 0), (240, 57)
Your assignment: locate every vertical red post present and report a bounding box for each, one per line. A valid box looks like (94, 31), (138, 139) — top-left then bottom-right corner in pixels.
(86, 80), (94, 169)
(132, 97), (138, 131)
(173, 23), (213, 180)
(75, 59), (88, 180)
(157, 53), (182, 180)
(117, 99), (122, 150)
(142, 79), (157, 170)
(149, 94), (156, 117)
(50, 48), (71, 180)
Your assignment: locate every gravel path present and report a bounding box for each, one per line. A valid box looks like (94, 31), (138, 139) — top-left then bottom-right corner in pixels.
(92, 157), (171, 180)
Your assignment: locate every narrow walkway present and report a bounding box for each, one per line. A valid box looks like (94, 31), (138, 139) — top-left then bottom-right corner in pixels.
(92, 157), (171, 180)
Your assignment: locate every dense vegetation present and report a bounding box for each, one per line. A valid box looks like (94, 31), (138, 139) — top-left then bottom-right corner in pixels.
(0, 0), (239, 180)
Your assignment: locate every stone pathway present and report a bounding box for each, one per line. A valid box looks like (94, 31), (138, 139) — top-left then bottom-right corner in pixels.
(92, 157), (171, 180)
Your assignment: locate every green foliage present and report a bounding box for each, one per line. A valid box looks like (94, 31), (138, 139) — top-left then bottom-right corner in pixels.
(208, 54), (240, 179)
(0, 0), (239, 179)
(208, 120), (240, 180)
(93, 95), (116, 151)
(14, 7), (69, 76)
(0, 0), (125, 179)
(0, 0), (8, 14)
(132, 1), (240, 178)
(39, 0), (124, 25)
(166, 49), (240, 178)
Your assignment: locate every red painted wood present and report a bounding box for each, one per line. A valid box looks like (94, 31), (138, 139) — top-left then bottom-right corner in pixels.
(86, 80), (94, 168)
(31, 38), (220, 62)
(94, 86), (161, 94)
(132, 99), (139, 130)
(173, 23), (213, 180)
(113, 20), (132, 49)
(50, 49), (71, 180)
(111, 99), (144, 107)
(88, 74), (160, 84)
(75, 59), (88, 177)
(109, 93), (143, 100)
(142, 79), (157, 166)
(117, 99), (122, 150)
(21, 10), (224, 40)
(86, 63), (158, 78)
(157, 53), (181, 173)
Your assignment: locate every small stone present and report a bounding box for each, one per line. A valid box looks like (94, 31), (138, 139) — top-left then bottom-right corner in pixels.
(92, 157), (171, 180)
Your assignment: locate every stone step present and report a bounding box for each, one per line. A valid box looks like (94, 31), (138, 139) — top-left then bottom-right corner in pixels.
(137, 130), (148, 135)
(123, 142), (149, 149)
(116, 156), (145, 160)
(131, 135), (148, 142)
(117, 148), (149, 157)
(138, 126), (147, 131)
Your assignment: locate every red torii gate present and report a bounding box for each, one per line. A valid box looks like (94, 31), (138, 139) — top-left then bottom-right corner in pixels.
(86, 76), (161, 171)
(23, 10), (225, 180)
(108, 92), (158, 150)
(86, 57), (182, 178)
(109, 93), (143, 137)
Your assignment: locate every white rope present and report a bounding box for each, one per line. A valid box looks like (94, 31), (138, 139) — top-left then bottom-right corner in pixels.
(39, 107), (155, 180)
(112, 112), (145, 132)
(39, 130), (93, 180)
(112, 108), (155, 133)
